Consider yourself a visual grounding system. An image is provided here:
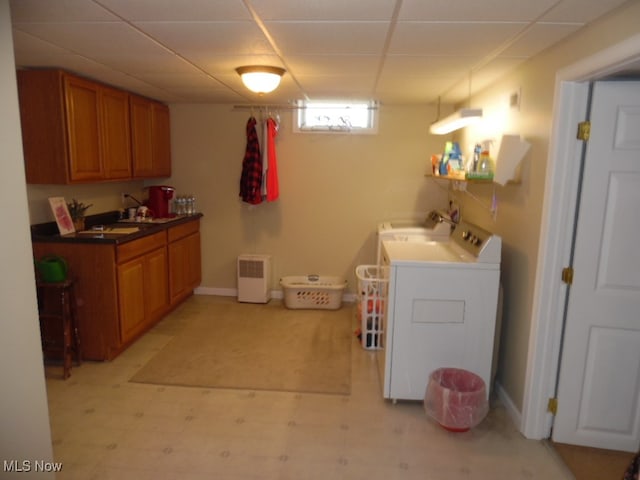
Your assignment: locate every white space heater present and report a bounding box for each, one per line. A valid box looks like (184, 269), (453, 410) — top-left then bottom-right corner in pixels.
(237, 254), (272, 303)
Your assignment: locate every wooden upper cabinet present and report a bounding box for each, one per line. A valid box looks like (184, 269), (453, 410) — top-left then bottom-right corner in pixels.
(130, 95), (171, 179)
(17, 69), (167, 184)
(101, 86), (132, 180)
(63, 75), (104, 181)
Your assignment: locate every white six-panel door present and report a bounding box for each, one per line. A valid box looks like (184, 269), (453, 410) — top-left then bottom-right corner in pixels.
(552, 81), (640, 452)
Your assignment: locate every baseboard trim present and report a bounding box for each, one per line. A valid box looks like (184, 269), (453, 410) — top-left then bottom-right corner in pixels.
(495, 380), (523, 431)
(194, 287), (357, 303)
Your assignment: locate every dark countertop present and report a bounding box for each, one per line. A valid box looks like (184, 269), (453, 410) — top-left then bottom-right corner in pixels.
(31, 210), (203, 245)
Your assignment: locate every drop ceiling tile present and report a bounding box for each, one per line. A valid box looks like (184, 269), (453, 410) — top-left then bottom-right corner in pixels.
(249, 0), (397, 21)
(8, 0), (633, 105)
(382, 55), (482, 77)
(285, 55), (380, 76)
(134, 72), (222, 88)
(375, 76), (456, 104)
(12, 29), (70, 57)
(294, 74), (377, 100)
(390, 22), (526, 56)
(13, 22), (168, 58)
(499, 22), (583, 57)
(399, 0), (559, 22)
(98, 0), (252, 21)
(91, 52), (199, 75)
(135, 21), (275, 56)
(162, 86), (249, 103)
(540, 0), (630, 22)
(265, 21), (390, 55)
(191, 55), (284, 75)
(9, 0), (118, 22)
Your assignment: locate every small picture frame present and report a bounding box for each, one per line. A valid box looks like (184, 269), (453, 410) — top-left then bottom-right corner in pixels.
(48, 197), (75, 235)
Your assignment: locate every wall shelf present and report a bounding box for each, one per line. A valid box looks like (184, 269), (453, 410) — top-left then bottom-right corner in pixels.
(426, 173), (493, 184)
(426, 174), (498, 220)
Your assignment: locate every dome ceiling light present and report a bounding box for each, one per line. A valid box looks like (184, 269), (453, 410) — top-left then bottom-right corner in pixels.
(236, 66), (286, 95)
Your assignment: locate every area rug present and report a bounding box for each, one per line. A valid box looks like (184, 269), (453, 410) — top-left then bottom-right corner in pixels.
(130, 299), (352, 395)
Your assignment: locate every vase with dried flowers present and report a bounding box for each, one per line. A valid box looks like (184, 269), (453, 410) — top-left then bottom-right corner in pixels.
(67, 198), (92, 231)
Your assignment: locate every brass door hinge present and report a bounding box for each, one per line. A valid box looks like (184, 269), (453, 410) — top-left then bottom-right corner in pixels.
(577, 121), (591, 141)
(562, 267), (574, 285)
(548, 397), (558, 415)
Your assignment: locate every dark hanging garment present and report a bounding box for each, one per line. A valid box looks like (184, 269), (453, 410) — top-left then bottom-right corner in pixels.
(239, 116), (263, 205)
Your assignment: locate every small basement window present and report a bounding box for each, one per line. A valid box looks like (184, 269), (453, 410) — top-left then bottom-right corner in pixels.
(294, 100), (378, 134)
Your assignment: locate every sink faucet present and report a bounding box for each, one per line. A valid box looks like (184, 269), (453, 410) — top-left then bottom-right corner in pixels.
(124, 194), (144, 207)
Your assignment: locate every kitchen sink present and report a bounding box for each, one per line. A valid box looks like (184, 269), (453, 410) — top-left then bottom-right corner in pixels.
(117, 217), (183, 225)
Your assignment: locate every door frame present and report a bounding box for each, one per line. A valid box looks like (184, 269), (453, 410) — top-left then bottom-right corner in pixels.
(521, 33), (640, 440)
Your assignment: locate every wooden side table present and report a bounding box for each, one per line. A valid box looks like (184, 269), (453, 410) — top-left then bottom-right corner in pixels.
(36, 278), (82, 379)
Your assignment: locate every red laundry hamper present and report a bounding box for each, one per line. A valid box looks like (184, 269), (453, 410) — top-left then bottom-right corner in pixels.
(424, 367), (489, 432)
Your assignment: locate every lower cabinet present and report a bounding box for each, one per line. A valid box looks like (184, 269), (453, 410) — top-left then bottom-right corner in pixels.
(32, 218), (201, 360)
(117, 244), (168, 344)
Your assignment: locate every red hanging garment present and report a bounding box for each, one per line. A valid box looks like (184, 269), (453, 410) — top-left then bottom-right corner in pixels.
(239, 117), (263, 205)
(266, 117), (279, 202)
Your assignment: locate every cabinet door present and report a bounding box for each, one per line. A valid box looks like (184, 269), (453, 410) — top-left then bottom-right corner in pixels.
(117, 257), (146, 343)
(144, 247), (169, 321)
(101, 87), (132, 179)
(130, 95), (154, 177)
(169, 231), (201, 304)
(131, 95), (171, 178)
(64, 75), (104, 181)
(152, 102), (172, 177)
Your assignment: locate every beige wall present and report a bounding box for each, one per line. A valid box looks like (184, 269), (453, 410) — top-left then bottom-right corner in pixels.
(453, 0), (640, 411)
(167, 104), (448, 291)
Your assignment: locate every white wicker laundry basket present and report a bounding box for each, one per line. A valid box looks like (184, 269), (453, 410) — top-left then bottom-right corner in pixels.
(280, 275), (347, 310)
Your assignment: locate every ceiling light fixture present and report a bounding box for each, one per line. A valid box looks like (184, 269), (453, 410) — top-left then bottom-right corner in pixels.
(430, 71), (483, 135)
(429, 108), (483, 135)
(236, 65), (285, 95)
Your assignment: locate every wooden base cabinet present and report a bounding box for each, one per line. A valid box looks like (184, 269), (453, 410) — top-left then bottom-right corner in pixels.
(32, 218), (200, 360)
(116, 232), (168, 344)
(32, 242), (120, 360)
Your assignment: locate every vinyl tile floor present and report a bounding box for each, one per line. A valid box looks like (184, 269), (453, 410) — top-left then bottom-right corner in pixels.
(45, 295), (573, 480)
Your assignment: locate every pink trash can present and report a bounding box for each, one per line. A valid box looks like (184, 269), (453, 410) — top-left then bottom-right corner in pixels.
(424, 368), (489, 432)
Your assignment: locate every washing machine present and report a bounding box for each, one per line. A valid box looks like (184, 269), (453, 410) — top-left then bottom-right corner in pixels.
(376, 220), (501, 402)
(376, 210), (453, 265)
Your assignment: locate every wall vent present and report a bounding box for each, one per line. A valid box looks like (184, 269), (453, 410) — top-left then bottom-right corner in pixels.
(237, 254), (271, 303)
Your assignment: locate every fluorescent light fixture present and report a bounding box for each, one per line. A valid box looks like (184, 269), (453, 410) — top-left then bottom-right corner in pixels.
(429, 108), (483, 135)
(236, 66), (285, 94)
